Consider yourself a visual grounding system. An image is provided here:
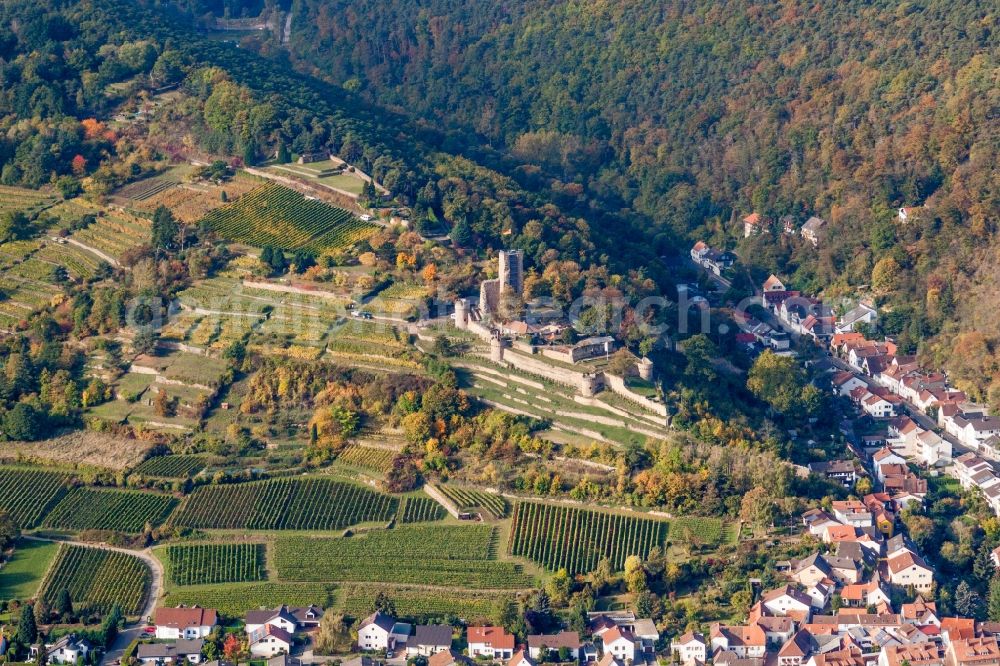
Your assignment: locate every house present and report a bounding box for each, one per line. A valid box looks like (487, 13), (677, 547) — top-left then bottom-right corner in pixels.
(248, 625), (293, 658)
(900, 597), (940, 627)
(245, 607), (299, 635)
(528, 632), (581, 661)
(744, 212), (765, 237)
(898, 207), (922, 223)
(807, 461), (856, 487)
(506, 650), (537, 666)
(429, 650), (471, 666)
(946, 637), (1000, 666)
(836, 304), (877, 334)
(832, 372), (868, 397)
(804, 581), (833, 610)
(137, 640), (205, 666)
(43, 635), (91, 665)
(468, 627), (516, 660)
(801, 508), (841, 537)
(154, 607), (219, 640)
(358, 612), (397, 651)
(886, 549), (934, 592)
(879, 643), (943, 666)
(690, 241), (709, 262)
(601, 626), (637, 663)
(406, 626), (453, 657)
(777, 630), (813, 666)
(831, 500), (873, 528)
(760, 585), (813, 619)
(955, 452), (994, 489)
(782, 216), (798, 235)
(840, 580), (891, 609)
(763, 275), (786, 292)
(709, 624), (766, 659)
(670, 632), (707, 665)
(801, 217), (825, 247)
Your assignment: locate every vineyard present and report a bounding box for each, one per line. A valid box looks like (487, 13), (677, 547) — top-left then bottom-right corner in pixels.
(399, 496), (446, 523)
(336, 584), (499, 623)
(133, 455), (207, 478)
(274, 526), (531, 588)
(0, 185), (56, 215)
(337, 445), (395, 472)
(35, 242), (103, 280)
(171, 477), (397, 530)
(508, 502), (669, 574)
(438, 486), (508, 519)
(42, 487), (177, 533)
(669, 516), (727, 546)
(163, 582), (334, 617)
(137, 173), (264, 223)
(164, 543), (266, 586)
(39, 545), (149, 615)
(199, 184), (378, 253)
(114, 173), (182, 201)
(0, 467), (68, 528)
(71, 209), (151, 261)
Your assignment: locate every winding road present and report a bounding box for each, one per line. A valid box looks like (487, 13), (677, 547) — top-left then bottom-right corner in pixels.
(23, 535), (164, 664)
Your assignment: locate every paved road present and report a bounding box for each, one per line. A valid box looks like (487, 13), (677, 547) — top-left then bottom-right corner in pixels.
(24, 536), (164, 665)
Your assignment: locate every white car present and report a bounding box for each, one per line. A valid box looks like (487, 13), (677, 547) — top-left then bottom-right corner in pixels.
(360, 214), (373, 221)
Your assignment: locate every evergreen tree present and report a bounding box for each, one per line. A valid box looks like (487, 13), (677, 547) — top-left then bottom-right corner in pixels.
(260, 246), (274, 268)
(955, 580), (982, 619)
(974, 543), (996, 585)
(276, 142), (291, 164)
(269, 249), (287, 274)
(450, 216), (472, 247)
(17, 603), (37, 645)
(372, 590), (396, 616)
(57, 588), (73, 618)
(242, 140), (257, 166)
(151, 205), (178, 250)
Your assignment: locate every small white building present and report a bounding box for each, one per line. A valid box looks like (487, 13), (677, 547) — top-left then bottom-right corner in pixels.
(249, 626), (292, 658)
(154, 607), (218, 640)
(670, 632), (707, 666)
(358, 612), (396, 652)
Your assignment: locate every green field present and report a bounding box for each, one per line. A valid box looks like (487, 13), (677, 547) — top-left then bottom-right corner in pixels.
(171, 477), (398, 531)
(42, 487), (177, 533)
(163, 543), (266, 586)
(39, 544), (149, 615)
(163, 582), (335, 617)
(274, 526), (531, 589)
(0, 540), (59, 601)
(198, 183), (377, 253)
(0, 468), (69, 528)
(337, 445), (395, 472)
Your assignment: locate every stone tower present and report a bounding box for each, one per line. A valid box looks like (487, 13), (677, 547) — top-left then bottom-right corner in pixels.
(490, 335), (505, 363)
(454, 298), (469, 330)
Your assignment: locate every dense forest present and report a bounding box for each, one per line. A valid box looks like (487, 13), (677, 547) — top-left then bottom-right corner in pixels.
(205, 0), (1000, 398)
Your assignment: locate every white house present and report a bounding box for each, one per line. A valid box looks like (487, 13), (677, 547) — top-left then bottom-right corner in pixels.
(154, 607), (218, 640)
(670, 632), (707, 665)
(245, 607), (298, 636)
(357, 612), (396, 652)
(137, 640), (204, 666)
(527, 632), (581, 661)
(43, 635), (91, 665)
(405, 626), (453, 657)
(249, 626), (292, 658)
(760, 585), (813, 619)
(468, 627), (515, 660)
(886, 549), (934, 591)
(710, 624), (766, 659)
(602, 626), (637, 663)
(507, 651), (537, 666)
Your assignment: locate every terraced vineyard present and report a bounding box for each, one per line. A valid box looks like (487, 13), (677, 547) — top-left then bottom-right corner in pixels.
(199, 184), (377, 253)
(138, 172), (264, 223)
(508, 502), (669, 574)
(438, 485), (508, 519)
(0, 185), (56, 215)
(114, 171), (186, 201)
(164, 543), (266, 586)
(337, 583), (499, 622)
(42, 487), (177, 533)
(163, 582), (335, 617)
(133, 455), (207, 478)
(71, 209), (151, 261)
(39, 544), (149, 614)
(171, 477), (397, 530)
(399, 496), (446, 523)
(0, 467), (69, 528)
(35, 242), (103, 280)
(337, 445), (395, 472)
(275, 526), (531, 588)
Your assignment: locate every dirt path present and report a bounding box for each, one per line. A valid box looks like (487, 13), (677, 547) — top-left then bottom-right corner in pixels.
(64, 238), (120, 267)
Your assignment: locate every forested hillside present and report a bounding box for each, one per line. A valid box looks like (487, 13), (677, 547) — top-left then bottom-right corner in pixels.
(255, 0), (998, 396)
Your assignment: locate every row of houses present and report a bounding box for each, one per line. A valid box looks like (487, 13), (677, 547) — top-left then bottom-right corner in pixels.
(742, 213), (827, 246)
(690, 241), (736, 276)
